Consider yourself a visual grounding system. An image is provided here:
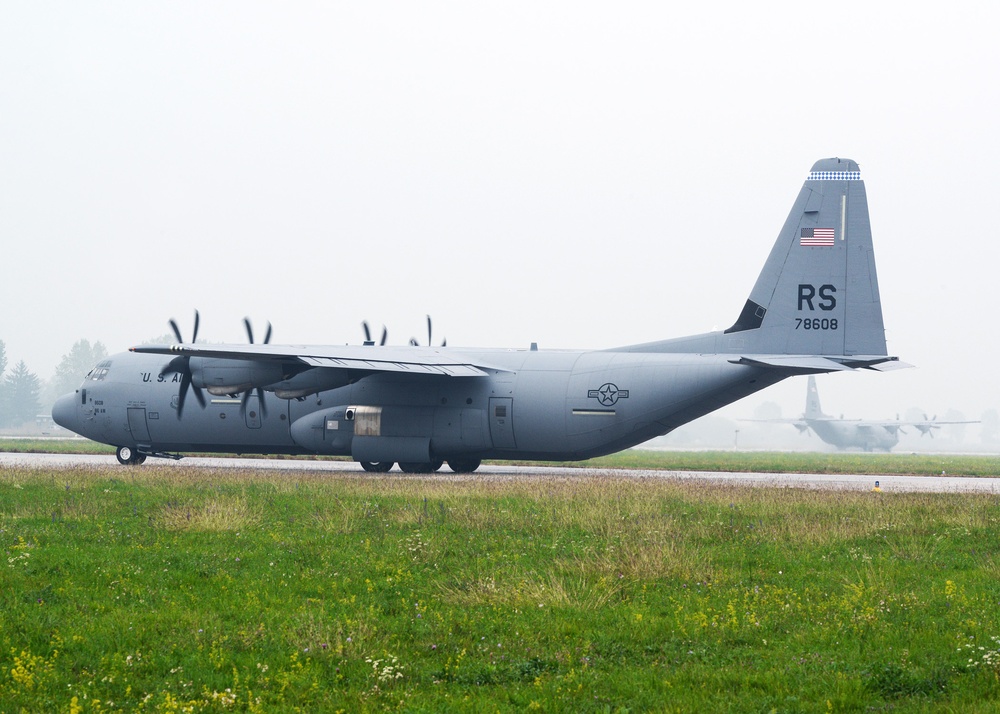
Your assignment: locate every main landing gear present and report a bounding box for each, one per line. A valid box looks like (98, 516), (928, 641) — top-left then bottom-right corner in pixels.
(115, 446), (147, 466)
(359, 459), (482, 473)
(446, 458), (481, 474)
(359, 461), (393, 473)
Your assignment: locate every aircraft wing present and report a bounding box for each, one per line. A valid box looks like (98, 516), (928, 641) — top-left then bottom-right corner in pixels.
(832, 418), (979, 439)
(130, 343), (506, 378)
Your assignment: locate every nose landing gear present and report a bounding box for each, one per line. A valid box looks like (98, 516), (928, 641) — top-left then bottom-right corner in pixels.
(116, 446), (147, 465)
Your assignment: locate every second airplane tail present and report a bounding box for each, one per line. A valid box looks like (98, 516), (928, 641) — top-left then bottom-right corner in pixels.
(804, 375), (825, 418)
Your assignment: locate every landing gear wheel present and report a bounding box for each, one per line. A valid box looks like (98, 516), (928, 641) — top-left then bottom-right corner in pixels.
(116, 446), (133, 465)
(116, 446), (144, 465)
(360, 461), (394, 473)
(398, 461), (444, 474)
(447, 458), (481, 474)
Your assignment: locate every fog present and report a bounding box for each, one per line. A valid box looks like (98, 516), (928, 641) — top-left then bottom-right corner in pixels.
(2, 3), (998, 439)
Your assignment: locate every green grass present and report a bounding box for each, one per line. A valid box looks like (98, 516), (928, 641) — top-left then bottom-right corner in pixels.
(4, 439), (999, 476)
(572, 450), (1000, 477)
(0, 438), (118, 455)
(3, 465), (1000, 712)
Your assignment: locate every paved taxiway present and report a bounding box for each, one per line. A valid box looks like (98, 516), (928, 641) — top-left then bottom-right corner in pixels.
(2, 452), (997, 493)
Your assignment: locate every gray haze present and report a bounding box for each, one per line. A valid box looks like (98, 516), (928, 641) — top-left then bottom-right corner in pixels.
(2, 2), (998, 432)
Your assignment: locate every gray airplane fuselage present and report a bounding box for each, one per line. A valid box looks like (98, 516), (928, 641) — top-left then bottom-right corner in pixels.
(804, 418), (899, 452)
(52, 158), (902, 470)
(53, 348), (783, 462)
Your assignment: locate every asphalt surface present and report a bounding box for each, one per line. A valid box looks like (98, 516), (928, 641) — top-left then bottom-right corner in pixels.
(2, 451), (998, 493)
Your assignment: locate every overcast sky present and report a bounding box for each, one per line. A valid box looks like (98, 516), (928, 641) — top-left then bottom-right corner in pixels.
(2, 2), (998, 424)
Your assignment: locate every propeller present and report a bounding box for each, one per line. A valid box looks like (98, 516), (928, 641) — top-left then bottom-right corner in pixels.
(161, 311), (206, 419)
(918, 414), (939, 438)
(361, 321), (388, 346)
(409, 315), (446, 347)
(243, 317), (272, 347)
(240, 317), (272, 418)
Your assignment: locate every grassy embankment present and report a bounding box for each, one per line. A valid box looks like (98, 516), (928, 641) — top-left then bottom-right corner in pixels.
(2, 438), (998, 476)
(3, 464), (1000, 712)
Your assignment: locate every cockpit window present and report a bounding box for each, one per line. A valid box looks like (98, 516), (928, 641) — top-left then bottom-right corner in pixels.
(88, 360), (112, 381)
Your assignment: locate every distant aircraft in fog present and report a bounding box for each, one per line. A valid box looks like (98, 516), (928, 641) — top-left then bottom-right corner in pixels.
(747, 376), (977, 451)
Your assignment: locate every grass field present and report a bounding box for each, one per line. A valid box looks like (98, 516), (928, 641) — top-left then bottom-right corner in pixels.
(3, 463), (1000, 712)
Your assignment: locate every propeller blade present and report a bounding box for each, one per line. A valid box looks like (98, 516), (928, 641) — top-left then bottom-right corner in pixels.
(177, 371), (191, 418)
(169, 319), (183, 344)
(169, 310), (201, 344)
(380, 326), (388, 346)
(362, 321), (372, 343)
(409, 337), (419, 346)
(239, 387), (268, 418)
(163, 312), (207, 419)
(427, 315), (433, 347)
(159, 356), (185, 376)
(244, 317), (272, 346)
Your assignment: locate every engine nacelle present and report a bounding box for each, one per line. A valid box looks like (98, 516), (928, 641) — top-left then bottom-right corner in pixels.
(190, 358), (287, 396)
(269, 369), (355, 399)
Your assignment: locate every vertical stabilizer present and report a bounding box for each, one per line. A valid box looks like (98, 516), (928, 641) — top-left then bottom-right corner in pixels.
(725, 158), (888, 358)
(804, 376), (825, 418)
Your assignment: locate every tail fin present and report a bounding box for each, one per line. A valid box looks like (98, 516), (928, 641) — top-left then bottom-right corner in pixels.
(725, 158), (889, 361)
(804, 376), (825, 418)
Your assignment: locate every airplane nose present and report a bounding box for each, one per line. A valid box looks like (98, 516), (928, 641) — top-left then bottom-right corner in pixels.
(52, 392), (78, 431)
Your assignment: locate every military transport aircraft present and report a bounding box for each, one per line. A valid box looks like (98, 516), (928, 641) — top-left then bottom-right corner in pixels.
(52, 158), (904, 472)
(747, 375), (976, 452)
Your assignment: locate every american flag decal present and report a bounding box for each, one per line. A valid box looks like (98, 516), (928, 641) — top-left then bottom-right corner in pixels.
(800, 227), (835, 246)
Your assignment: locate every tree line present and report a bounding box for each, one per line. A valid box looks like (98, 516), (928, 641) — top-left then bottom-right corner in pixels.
(0, 338), (107, 429)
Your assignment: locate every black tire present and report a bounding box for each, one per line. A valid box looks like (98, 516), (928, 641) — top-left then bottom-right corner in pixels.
(398, 461), (444, 474)
(116, 446), (135, 465)
(447, 458), (481, 473)
(360, 461), (393, 473)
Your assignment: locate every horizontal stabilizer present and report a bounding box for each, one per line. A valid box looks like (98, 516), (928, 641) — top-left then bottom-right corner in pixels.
(865, 359), (913, 372)
(731, 355), (907, 373)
